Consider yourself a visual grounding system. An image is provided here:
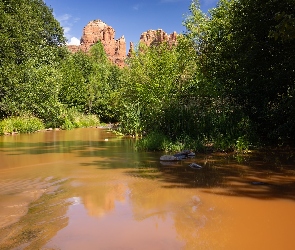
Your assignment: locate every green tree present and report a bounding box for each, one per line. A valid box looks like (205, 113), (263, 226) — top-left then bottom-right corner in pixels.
(0, 0), (67, 119)
(1, 60), (63, 124)
(119, 37), (201, 138)
(59, 42), (123, 122)
(0, 0), (66, 67)
(120, 42), (180, 135)
(184, 0), (295, 144)
(88, 41), (112, 120)
(59, 51), (94, 113)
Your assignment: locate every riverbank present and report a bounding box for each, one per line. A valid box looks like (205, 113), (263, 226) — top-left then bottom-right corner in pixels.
(0, 114), (100, 136)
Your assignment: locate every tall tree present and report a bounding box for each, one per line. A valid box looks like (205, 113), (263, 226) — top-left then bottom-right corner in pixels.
(0, 0), (67, 119)
(184, 0), (295, 143)
(0, 0), (66, 66)
(59, 41), (122, 122)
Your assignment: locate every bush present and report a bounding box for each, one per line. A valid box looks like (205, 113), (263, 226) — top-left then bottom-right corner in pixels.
(0, 116), (45, 135)
(135, 131), (170, 151)
(135, 131), (204, 152)
(58, 108), (100, 130)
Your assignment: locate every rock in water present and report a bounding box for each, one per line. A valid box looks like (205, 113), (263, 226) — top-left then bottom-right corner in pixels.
(160, 155), (180, 161)
(251, 181), (269, 185)
(189, 163), (202, 169)
(173, 153), (187, 159)
(188, 152), (196, 157)
(173, 150), (195, 159)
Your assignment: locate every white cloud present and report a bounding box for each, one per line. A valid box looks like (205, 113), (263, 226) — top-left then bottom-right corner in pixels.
(58, 14), (72, 22)
(63, 26), (70, 34)
(67, 37), (80, 46)
(132, 4), (141, 10)
(55, 13), (80, 44)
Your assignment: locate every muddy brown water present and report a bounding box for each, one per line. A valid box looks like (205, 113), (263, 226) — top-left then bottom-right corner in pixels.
(0, 128), (295, 250)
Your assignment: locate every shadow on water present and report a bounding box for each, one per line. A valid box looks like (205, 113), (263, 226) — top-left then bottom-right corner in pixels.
(2, 128), (295, 250)
(1, 129), (295, 201)
(91, 148), (295, 201)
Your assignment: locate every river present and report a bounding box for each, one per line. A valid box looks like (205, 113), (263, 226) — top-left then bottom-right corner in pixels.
(0, 128), (295, 249)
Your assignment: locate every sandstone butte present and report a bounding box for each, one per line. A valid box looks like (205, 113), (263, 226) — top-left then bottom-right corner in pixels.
(67, 19), (177, 68)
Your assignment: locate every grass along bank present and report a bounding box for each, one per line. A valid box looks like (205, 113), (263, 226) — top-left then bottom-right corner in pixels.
(0, 112), (100, 136)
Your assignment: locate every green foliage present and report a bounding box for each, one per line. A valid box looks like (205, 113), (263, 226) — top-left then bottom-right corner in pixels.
(59, 52), (94, 113)
(1, 60), (63, 122)
(122, 28), (254, 151)
(118, 102), (142, 136)
(0, 0), (66, 67)
(0, 1), (110, 132)
(163, 134), (204, 153)
(1, 0), (293, 152)
(0, 0), (68, 125)
(59, 42), (123, 122)
(184, 0), (295, 143)
(108, 0), (294, 150)
(0, 116), (45, 135)
(135, 132), (204, 152)
(89, 40), (109, 64)
(135, 132), (170, 151)
(269, 11), (295, 42)
(235, 136), (250, 153)
(120, 38), (198, 136)
(58, 108), (100, 130)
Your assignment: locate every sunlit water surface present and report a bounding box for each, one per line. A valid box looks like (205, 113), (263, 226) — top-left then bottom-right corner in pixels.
(0, 128), (295, 249)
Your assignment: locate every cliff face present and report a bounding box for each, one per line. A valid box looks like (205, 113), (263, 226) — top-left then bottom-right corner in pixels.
(67, 20), (178, 66)
(67, 20), (126, 67)
(139, 29), (177, 47)
(127, 29), (178, 57)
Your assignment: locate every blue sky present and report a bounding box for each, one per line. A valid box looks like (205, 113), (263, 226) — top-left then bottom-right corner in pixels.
(44, 0), (218, 50)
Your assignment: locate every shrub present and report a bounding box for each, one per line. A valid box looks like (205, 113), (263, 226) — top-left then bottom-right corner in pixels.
(0, 116), (45, 135)
(58, 108), (100, 130)
(135, 131), (170, 151)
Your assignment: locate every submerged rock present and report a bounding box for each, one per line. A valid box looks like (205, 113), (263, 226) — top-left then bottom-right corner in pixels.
(251, 181), (269, 185)
(160, 161), (181, 166)
(173, 150), (195, 159)
(173, 153), (187, 159)
(189, 163), (202, 169)
(160, 150), (196, 162)
(160, 155), (181, 161)
(187, 152), (196, 157)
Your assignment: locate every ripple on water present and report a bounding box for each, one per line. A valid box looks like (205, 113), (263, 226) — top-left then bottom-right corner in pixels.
(0, 177), (71, 249)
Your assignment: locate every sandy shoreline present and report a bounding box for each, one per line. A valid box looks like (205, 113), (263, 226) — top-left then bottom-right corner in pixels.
(0, 177), (62, 229)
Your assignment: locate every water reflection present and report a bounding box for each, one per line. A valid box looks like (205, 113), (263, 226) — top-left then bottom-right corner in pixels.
(0, 128), (295, 249)
(46, 190), (185, 250)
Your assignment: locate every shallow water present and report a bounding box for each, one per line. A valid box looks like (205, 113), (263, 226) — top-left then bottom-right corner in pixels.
(0, 128), (295, 249)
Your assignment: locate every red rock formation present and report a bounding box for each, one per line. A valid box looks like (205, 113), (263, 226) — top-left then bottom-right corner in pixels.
(67, 45), (81, 53)
(67, 20), (126, 67)
(127, 42), (134, 57)
(67, 21), (178, 66)
(139, 29), (177, 47)
(126, 29), (178, 57)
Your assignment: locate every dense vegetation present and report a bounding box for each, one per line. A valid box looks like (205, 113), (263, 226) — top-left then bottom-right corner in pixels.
(0, 0), (294, 152)
(0, 0), (100, 133)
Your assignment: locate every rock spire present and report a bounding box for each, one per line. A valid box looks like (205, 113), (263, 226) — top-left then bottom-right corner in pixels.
(67, 20), (126, 67)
